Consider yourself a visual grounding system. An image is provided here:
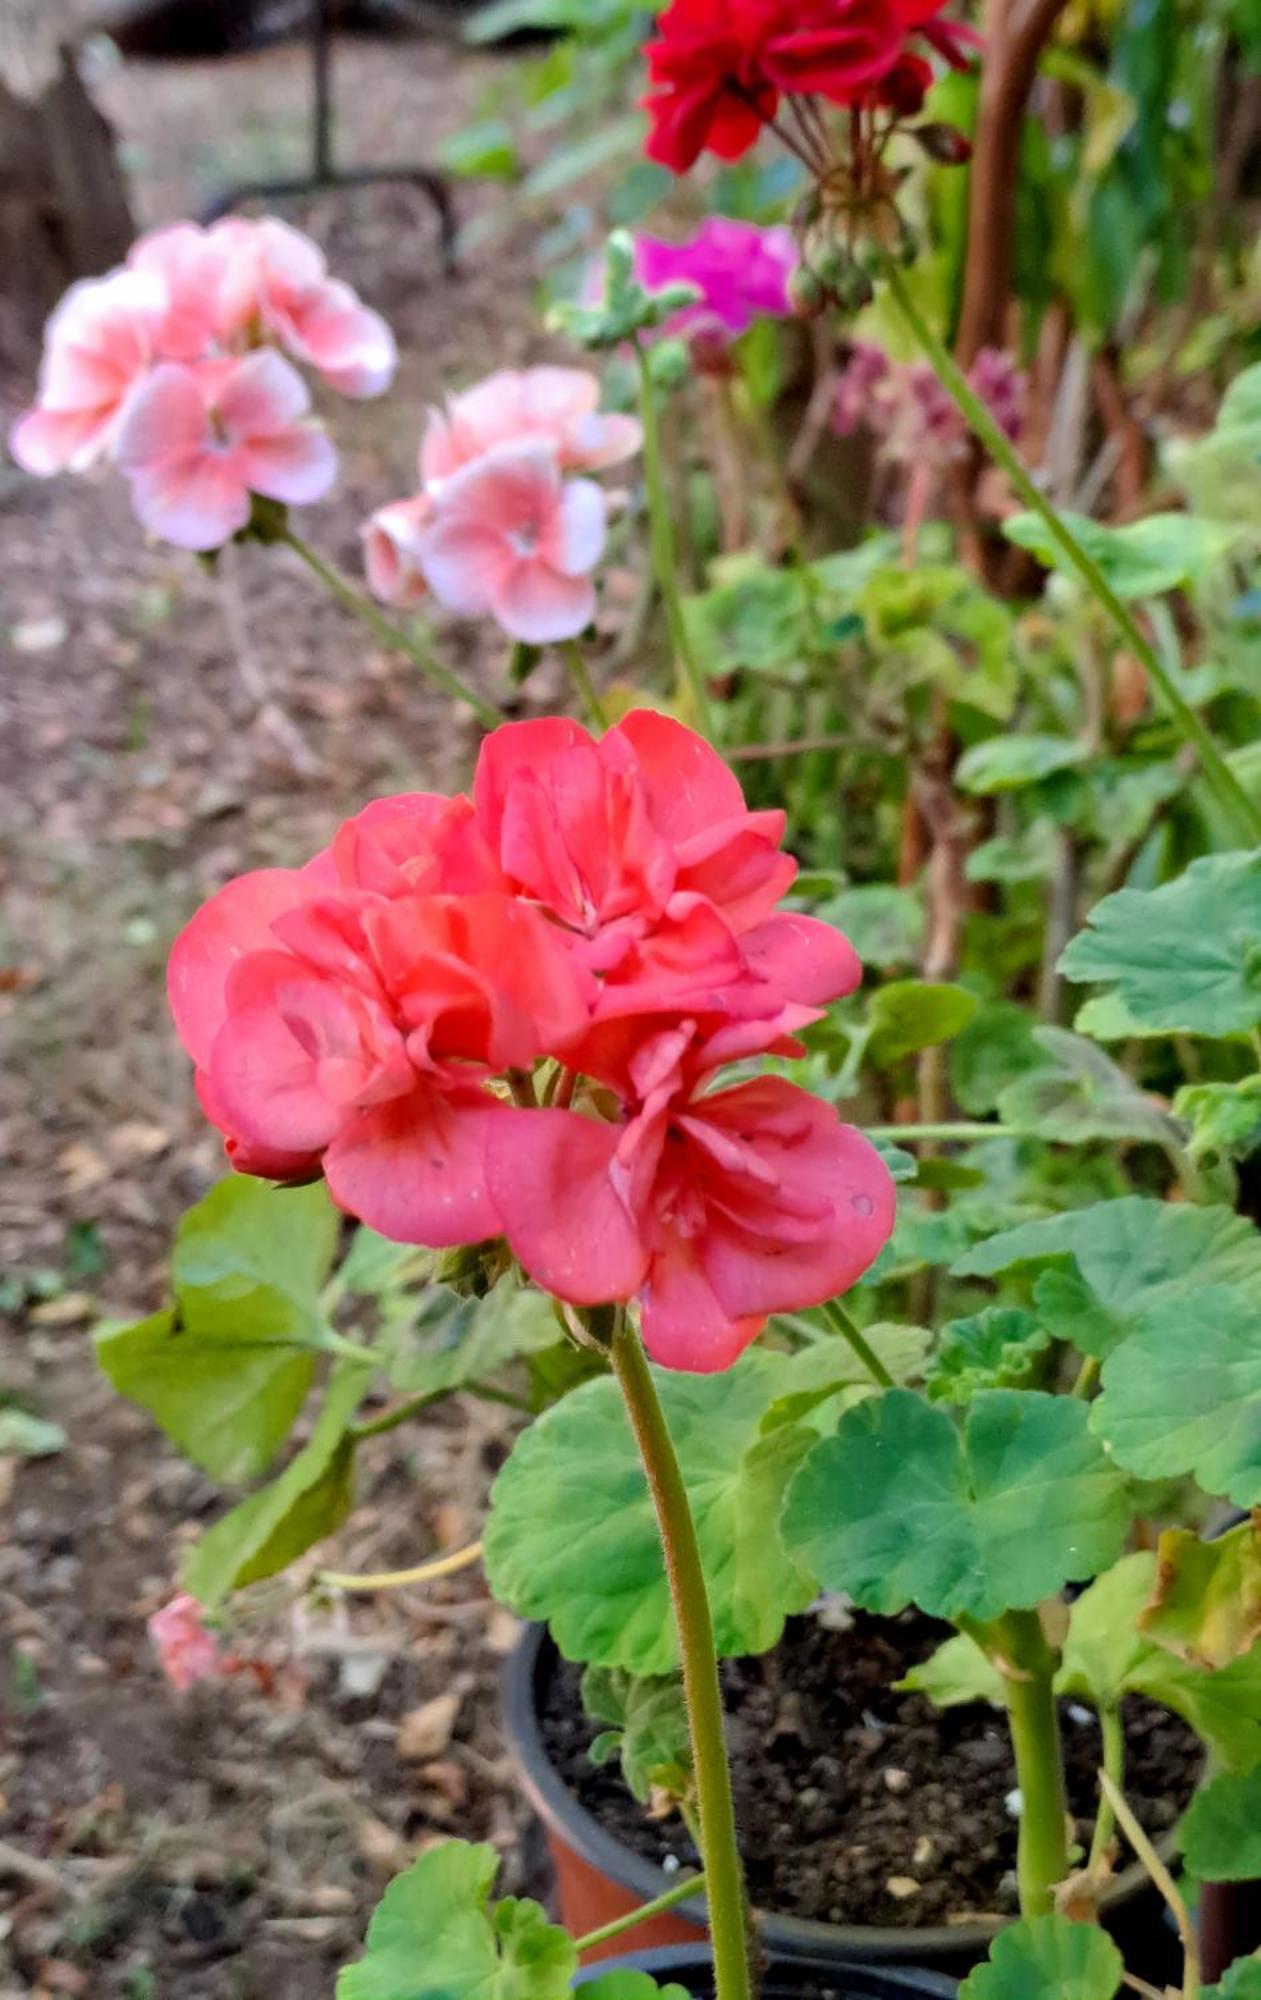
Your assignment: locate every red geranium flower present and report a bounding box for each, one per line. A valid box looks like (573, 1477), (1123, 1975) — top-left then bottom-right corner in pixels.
(642, 0), (782, 173)
(759, 0), (904, 105)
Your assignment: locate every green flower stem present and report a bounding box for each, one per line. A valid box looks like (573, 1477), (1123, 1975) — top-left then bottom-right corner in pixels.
(561, 637), (609, 729)
(865, 1122), (1018, 1143)
(610, 1313), (752, 2000)
(881, 263), (1261, 849)
(982, 1609), (1070, 1917)
(1088, 1705), (1125, 1875)
(281, 527), (502, 730)
(820, 1297), (896, 1389)
(634, 340), (716, 738)
(572, 1870), (708, 1956)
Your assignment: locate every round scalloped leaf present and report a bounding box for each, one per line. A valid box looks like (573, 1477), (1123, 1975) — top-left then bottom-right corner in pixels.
(780, 1389), (1128, 1624)
(484, 1354), (816, 1673)
(1094, 1285), (1261, 1505)
(1179, 1766), (1261, 1883)
(958, 1914), (1123, 2000)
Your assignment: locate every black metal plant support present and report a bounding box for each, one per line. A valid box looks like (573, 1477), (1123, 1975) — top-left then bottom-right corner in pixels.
(201, 0), (457, 267)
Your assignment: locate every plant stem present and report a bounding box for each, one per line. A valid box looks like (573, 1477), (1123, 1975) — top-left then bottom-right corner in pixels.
(881, 262), (1261, 848)
(1071, 1356), (1100, 1400)
(865, 1122), (1017, 1143)
(610, 1314), (752, 2000)
(1098, 1768), (1199, 2000)
(987, 1609), (1070, 1917)
(572, 1870), (708, 1956)
(281, 527), (502, 729)
(820, 1298), (896, 1389)
(634, 341), (716, 738)
(319, 1539), (483, 1592)
(561, 638), (609, 729)
(1088, 1704), (1125, 1874)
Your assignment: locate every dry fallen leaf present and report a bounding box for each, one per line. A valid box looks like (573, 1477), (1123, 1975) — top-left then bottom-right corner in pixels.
(396, 1691), (461, 1762)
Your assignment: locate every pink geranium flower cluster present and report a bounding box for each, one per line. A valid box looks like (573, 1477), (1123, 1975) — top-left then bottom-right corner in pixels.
(170, 712), (894, 1371)
(362, 366), (641, 644)
(632, 217), (798, 367)
(10, 217), (396, 551)
(832, 339), (1024, 466)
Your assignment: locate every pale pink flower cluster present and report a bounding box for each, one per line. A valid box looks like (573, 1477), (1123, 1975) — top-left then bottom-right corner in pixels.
(363, 366), (641, 645)
(832, 340), (1024, 466)
(147, 1593), (225, 1692)
(10, 217), (396, 552)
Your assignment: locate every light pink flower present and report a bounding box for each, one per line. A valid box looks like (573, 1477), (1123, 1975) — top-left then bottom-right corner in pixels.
(113, 349), (336, 551)
(127, 221), (240, 362)
(421, 365), (641, 484)
(148, 1594), (223, 1692)
(362, 494), (433, 608)
(415, 442), (606, 644)
(227, 216), (397, 398)
(9, 268), (165, 475)
(632, 217), (799, 348)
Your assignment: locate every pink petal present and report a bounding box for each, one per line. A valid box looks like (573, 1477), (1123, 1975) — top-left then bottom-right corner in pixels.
(290, 281), (397, 398)
(415, 512), (513, 617)
(195, 1068), (321, 1182)
(486, 1109), (650, 1304)
(564, 411), (643, 470)
(113, 363), (209, 475)
(323, 1087), (503, 1245)
(739, 911), (863, 1005)
(128, 450), (251, 551)
(168, 867), (311, 1067)
(614, 710), (747, 845)
(490, 560), (596, 644)
(217, 349), (311, 437)
(362, 495), (432, 606)
(473, 717), (592, 846)
(544, 477), (607, 576)
(8, 405), (105, 476)
(240, 424), (337, 506)
(639, 1233), (765, 1373)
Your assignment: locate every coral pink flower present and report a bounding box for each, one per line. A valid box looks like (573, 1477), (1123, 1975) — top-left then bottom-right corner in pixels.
(113, 349), (336, 550)
(415, 443), (606, 644)
(421, 365), (642, 485)
(168, 856), (592, 1241)
(148, 1594), (223, 1692)
(632, 219), (798, 350)
(487, 1026), (895, 1370)
(9, 268), (164, 475)
(362, 494), (434, 608)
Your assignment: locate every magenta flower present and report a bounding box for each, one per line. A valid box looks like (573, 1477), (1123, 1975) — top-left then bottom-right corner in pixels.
(632, 216), (799, 349)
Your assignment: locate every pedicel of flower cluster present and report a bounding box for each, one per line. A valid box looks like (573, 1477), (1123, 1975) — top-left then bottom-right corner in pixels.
(169, 711), (895, 1372)
(832, 338), (1025, 465)
(362, 364), (642, 644)
(640, 0), (978, 311)
(9, 217), (396, 552)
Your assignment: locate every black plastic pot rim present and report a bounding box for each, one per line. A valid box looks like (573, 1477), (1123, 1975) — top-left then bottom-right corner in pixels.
(504, 1620), (1164, 1966)
(573, 1941), (958, 1997)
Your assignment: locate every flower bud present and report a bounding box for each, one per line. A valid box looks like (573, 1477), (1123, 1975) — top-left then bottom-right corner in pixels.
(912, 122), (973, 166)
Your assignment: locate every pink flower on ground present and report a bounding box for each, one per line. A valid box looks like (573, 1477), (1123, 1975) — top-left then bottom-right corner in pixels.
(487, 1023), (895, 1371)
(148, 1594), (223, 1692)
(631, 218), (798, 362)
(113, 349), (336, 550)
(362, 494), (434, 608)
(414, 443), (606, 644)
(421, 365), (642, 485)
(8, 268), (165, 475)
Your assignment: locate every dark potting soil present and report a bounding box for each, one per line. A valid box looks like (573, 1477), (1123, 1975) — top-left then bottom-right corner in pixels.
(538, 1611), (1202, 1931)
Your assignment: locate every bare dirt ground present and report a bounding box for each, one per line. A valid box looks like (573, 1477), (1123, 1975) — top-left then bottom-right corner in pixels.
(0, 28), (568, 1995)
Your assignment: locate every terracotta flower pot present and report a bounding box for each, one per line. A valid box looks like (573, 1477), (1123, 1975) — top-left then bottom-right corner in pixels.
(503, 1623), (1184, 1982)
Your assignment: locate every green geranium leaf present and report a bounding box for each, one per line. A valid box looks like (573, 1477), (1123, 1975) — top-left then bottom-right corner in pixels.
(1059, 853), (1261, 1038)
(866, 980), (979, 1067)
(949, 1001), (1045, 1116)
(764, 1324), (930, 1432)
(956, 734), (1088, 795)
(1174, 1078), (1261, 1164)
(897, 1632), (1004, 1709)
(1003, 508), (1236, 598)
(583, 1977), (692, 2000)
(954, 1198), (1261, 1360)
(95, 1177), (342, 1482)
(1058, 1553), (1261, 1769)
(998, 1026), (1186, 1147)
(336, 1227), (427, 1297)
(337, 1839), (575, 2000)
(1205, 1962), (1261, 2000)
(1139, 1520), (1261, 1669)
(184, 1360), (371, 1608)
(380, 1275), (560, 1398)
(1095, 1285), (1261, 1504)
(780, 1390), (1128, 1624)
(816, 885), (922, 969)
(925, 1307), (1051, 1404)
(484, 1354), (815, 1672)
(958, 1914), (1124, 2000)
(582, 1665), (691, 1805)
(1179, 1768), (1261, 1882)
